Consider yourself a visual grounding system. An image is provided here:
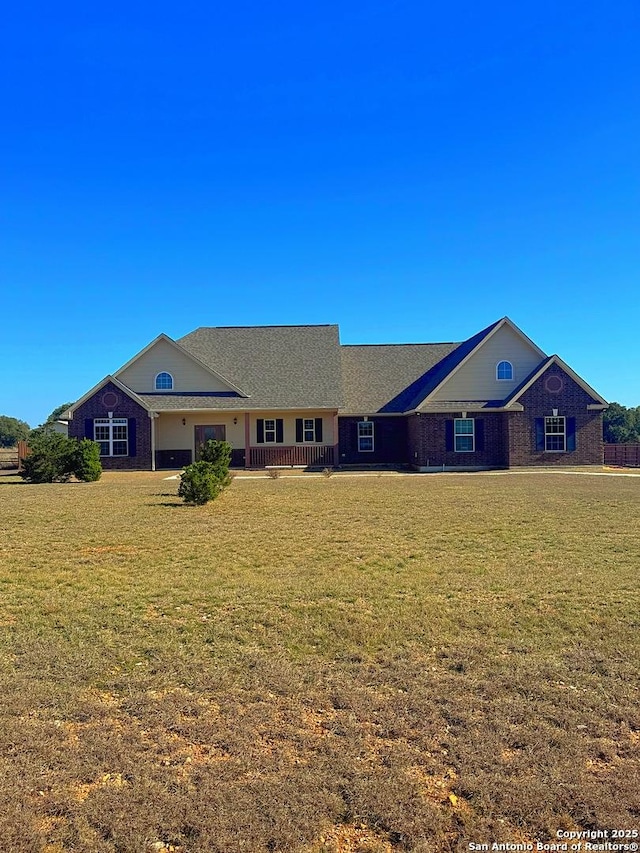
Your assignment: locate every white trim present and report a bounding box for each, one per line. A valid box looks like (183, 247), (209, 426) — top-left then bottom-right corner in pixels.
(544, 415), (566, 452)
(149, 411), (158, 471)
(154, 371), (174, 391)
(67, 375), (152, 416)
(94, 416), (129, 457)
(504, 355), (608, 408)
(496, 360), (514, 381)
(454, 417), (475, 453)
(302, 417), (317, 443)
(357, 420), (374, 452)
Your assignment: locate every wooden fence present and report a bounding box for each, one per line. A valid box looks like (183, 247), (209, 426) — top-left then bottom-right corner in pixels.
(604, 443), (640, 468)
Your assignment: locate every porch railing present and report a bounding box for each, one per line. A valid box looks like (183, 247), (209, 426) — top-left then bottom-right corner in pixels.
(249, 445), (335, 468)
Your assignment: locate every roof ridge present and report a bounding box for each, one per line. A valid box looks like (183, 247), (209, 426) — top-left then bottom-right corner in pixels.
(185, 324), (337, 332)
(342, 341), (460, 348)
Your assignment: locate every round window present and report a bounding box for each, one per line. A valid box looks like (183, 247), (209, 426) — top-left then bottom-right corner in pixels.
(102, 391), (119, 408)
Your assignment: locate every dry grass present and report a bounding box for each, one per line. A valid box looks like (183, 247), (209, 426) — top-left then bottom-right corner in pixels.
(0, 469), (639, 852)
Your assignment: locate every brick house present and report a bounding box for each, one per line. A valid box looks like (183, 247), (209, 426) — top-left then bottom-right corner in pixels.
(67, 318), (607, 470)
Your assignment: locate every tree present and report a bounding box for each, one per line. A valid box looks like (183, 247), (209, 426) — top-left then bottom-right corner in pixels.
(603, 403), (640, 444)
(178, 440), (232, 504)
(20, 433), (102, 483)
(0, 415), (30, 448)
(198, 439), (232, 487)
(46, 402), (74, 424)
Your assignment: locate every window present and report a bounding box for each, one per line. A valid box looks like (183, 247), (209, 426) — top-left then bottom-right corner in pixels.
(544, 416), (565, 451)
(155, 372), (173, 390)
(358, 421), (374, 452)
(496, 361), (513, 381)
(454, 418), (475, 452)
(257, 418), (284, 443)
(264, 419), (277, 443)
(94, 417), (128, 456)
(295, 418), (323, 443)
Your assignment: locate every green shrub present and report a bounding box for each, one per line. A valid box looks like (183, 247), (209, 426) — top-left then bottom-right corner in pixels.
(72, 439), (102, 482)
(178, 461), (227, 505)
(178, 441), (233, 505)
(20, 434), (102, 483)
(198, 439), (233, 485)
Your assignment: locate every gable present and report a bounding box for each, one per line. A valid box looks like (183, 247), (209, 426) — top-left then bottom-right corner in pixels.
(505, 355), (608, 409)
(428, 321), (545, 403)
(116, 337), (240, 394)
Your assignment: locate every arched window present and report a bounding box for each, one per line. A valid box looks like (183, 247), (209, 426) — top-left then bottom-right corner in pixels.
(155, 372), (174, 390)
(496, 361), (513, 381)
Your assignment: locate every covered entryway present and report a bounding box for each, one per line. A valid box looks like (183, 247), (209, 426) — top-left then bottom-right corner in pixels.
(194, 425), (226, 460)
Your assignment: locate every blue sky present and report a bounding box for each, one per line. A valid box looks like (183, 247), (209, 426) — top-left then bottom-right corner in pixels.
(2, 0), (639, 426)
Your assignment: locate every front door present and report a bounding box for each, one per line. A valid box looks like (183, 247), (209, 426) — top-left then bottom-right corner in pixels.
(195, 425), (226, 459)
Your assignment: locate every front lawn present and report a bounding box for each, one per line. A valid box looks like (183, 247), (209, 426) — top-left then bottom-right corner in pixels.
(1, 471), (638, 852)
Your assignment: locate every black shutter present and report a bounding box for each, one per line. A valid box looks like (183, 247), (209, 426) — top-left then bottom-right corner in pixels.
(535, 418), (545, 451)
(257, 419), (264, 443)
(475, 419), (484, 452)
(276, 419), (284, 443)
(566, 417), (576, 451)
(85, 419), (93, 440)
(315, 418), (323, 442)
(128, 418), (137, 457)
(296, 418), (303, 442)
(445, 420), (454, 452)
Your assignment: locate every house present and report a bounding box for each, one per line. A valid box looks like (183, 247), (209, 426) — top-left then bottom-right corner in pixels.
(67, 318), (607, 471)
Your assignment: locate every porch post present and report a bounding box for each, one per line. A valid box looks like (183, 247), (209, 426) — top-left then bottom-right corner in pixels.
(244, 412), (251, 468)
(333, 413), (339, 467)
(149, 412), (157, 471)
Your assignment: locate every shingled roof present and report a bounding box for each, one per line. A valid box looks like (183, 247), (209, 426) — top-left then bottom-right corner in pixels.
(177, 324), (343, 410)
(340, 343), (459, 414)
(122, 318), (518, 414)
(340, 319), (504, 414)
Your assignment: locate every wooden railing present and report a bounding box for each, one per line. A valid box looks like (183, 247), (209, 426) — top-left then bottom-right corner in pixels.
(249, 445), (335, 468)
(604, 444), (640, 468)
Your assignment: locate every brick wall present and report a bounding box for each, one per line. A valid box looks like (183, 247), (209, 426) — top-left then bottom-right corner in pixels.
(338, 416), (408, 464)
(69, 382), (152, 470)
(408, 412), (510, 468)
(508, 365), (604, 466)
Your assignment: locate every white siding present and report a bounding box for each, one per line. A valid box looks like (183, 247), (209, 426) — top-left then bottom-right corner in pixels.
(117, 338), (235, 393)
(430, 324), (544, 402)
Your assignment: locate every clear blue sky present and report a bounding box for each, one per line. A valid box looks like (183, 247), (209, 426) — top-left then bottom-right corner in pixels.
(2, 0), (638, 427)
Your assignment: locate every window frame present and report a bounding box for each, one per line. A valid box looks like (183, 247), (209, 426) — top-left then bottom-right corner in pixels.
(454, 418), (475, 453)
(357, 421), (374, 452)
(302, 418), (316, 443)
(263, 418), (277, 443)
(155, 372), (174, 391)
(544, 416), (566, 452)
(496, 360), (514, 381)
(94, 417), (129, 457)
